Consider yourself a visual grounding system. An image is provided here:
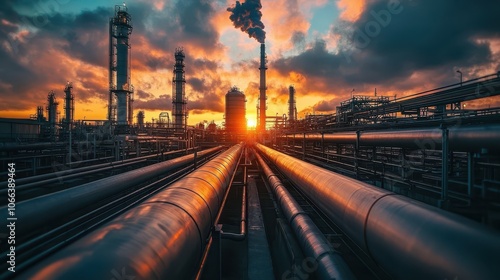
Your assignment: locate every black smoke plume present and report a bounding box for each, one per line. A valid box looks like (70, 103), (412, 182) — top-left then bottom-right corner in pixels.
(227, 0), (266, 43)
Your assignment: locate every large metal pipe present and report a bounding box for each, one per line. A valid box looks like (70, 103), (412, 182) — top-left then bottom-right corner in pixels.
(0, 142), (66, 151)
(0, 146), (224, 236)
(255, 151), (355, 280)
(255, 143), (500, 280)
(282, 124), (500, 151)
(19, 144), (243, 279)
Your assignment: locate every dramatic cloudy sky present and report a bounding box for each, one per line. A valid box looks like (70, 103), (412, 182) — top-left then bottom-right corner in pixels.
(1, 0), (499, 126)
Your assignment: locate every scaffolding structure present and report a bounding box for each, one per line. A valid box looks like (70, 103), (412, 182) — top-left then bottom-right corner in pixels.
(336, 95), (393, 124)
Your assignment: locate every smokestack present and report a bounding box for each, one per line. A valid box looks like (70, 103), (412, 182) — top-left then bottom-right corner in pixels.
(288, 85), (296, 124)
(227, 0), (267, 130)
(64, 82), (74, 126)
(259, 43), (267, 131)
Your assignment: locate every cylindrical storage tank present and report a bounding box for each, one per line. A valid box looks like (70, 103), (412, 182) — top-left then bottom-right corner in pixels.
(225, 86), (246, 139)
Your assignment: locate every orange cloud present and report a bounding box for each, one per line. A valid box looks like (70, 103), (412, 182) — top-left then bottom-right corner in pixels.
(337, 0), (366, 22)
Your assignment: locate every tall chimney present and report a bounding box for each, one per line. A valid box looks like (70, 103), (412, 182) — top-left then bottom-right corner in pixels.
(259, 43), (267, 131)
(288, 85), (296, 124)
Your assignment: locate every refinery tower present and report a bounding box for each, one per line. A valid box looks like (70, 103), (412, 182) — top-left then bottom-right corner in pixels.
(108, 4), (134, 127)
(172, 48), (187, 134)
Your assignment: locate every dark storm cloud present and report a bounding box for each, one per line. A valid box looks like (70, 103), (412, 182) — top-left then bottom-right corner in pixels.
(291, 31), (306, 49)
(144, 54), (171, 70)
(188, 77), (205, 92)
(13, 7), (110, 67)
(186, 75), (231, 114)
(340, 0), (496, 84)
(176, 0), (219, 47)
(134, 94), (172, 111)
(192, 58), (219, 72)
(188, 91), (224, 113)
(133, 0), (220, 54)
(273, 0), (500, 90)
(0, 47), (36, 93)
(136, 89), (154, 100)
(273, 40), (341, 77)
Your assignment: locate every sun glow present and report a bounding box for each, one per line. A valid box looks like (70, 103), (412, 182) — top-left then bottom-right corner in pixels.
(247, 118), (256, 129)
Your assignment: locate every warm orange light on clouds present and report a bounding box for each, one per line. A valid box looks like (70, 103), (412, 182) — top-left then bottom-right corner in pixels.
(337, 0), (365, 22)
(1, 0), (499, 126)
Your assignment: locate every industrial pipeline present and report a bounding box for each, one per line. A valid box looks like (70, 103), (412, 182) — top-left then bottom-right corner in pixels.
(255, 151), (355, 280)
(281, 124), (500, 151)
(0, 146), (224, 235)
(255, 143), (500, 280)
(18, 144), (243, 279)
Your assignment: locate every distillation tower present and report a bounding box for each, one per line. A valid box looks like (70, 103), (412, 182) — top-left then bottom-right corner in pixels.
(46, 91), (59, 140)
(36, 106), (45, 122)
(172, 48), (187, 134)
(63, 82), (74, 126)
(108, 4), (134, 127)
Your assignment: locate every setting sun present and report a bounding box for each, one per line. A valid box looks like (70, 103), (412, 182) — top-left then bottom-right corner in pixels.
(247, 118), (256, 129)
